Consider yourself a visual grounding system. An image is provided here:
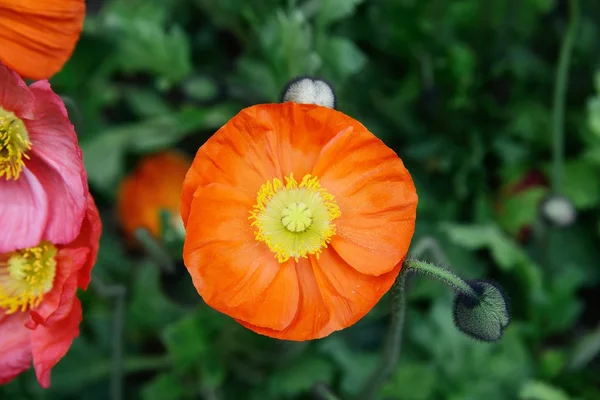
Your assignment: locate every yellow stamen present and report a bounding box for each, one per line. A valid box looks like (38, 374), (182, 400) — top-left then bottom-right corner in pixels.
(0, 242), (57, 314)
(249, 173), (341, 263)
(0, 107), (31, 180)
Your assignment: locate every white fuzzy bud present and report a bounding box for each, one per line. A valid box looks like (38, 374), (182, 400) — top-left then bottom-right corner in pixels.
(541, 194), (576, 227)
(280, 77), (336, 109)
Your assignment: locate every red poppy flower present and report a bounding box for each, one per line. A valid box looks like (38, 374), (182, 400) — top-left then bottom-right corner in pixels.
(0, 62), (88, 254)
(181, 102), (418, 341)
(0, 193), (101, 387)
(117, 151), (191, 240)
(0, 0), (85, 80)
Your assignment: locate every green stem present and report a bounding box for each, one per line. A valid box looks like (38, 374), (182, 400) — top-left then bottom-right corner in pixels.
(356, 259), (479, 400)
(404, 259), (478, 298)
(356, 271), (407, 400)
(552, 0), (580, 193)
(92, 279), (127, 400)
(134, 228), (175, 273)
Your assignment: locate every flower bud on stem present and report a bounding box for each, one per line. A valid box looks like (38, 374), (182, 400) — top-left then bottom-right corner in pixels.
(356, 259), (510, 400)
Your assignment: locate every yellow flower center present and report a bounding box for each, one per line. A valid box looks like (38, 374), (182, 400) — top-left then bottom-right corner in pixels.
(0, 107), (31, 180)
(250, 174), (341, 263)
(0, 242), (57, 314)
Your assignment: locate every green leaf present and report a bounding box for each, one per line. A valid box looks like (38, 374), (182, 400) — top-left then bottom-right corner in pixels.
(82, 104), (236, 194)
(317, 37), (366, 83)
(314, 0), (366, 26)
(586, 96), (600, 137)
(113, 20), (192, 84)
(266, 356), (334, 398)
(318, 337), (378, 396)
(128, 262), (185, 335)
(496, 187), (548, 236)
(442, 224), (525, 270)
(161, 311), (209, 372)
(379, 363), (438, 400)
(123, 88), (173, 118)
(568, 323), (600, 370)
(141, 373), (185, 400)
(82, 130), (128, 195)
(519, 381), (571, 400)
(562, 159), (600, 209)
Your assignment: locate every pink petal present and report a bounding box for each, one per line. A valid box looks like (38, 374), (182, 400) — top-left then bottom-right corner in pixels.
(0, 167), (49, 253)
(25, 80), (87, 245)
(31, 297), (82, 388)
(0, 312), (32, 385)
(28, 248), (88, 328)
(0, 62), (34, 119)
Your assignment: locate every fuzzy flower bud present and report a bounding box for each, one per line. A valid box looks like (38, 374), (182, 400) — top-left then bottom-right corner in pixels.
(280, 77), (336, 109)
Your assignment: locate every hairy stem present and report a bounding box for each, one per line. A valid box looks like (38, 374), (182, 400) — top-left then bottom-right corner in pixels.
(356, 271), (407, 400)
(404, 259), (478, 298)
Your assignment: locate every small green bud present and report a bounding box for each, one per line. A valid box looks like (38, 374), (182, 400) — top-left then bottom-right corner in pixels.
(453, 280), (510, 342)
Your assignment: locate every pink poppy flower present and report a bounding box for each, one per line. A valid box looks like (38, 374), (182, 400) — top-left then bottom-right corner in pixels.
(0, 193), (101, 388)
(0, 61), (87, 254)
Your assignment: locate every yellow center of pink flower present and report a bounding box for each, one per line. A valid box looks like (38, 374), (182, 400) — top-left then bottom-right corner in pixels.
(0, 242), (57, 314)
(249, 174), (341, 263)
(0, 107), (31, 181)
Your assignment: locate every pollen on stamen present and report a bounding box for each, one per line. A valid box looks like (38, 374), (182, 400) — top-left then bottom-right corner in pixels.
(249, 173), (341, 263)
(0, 108), (31, 181)
(0, 242), (57, 314)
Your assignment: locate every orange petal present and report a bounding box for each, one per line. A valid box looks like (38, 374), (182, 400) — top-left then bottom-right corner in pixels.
(237, 258), (331, 341)
(311, 247), (402, 333)
(183, 183), (299, 331)
(0, 0), (85, 80)
(313, 125), (418, 276)
(181, 103), (346, 227)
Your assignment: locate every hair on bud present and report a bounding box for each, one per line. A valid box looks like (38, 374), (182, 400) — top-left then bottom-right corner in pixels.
(540, 193), (576, 228)
(453, 279), (511, 342)
(280, 76), (336, 109)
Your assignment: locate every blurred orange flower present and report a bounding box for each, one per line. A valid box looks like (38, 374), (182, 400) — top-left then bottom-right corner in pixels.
(0, 0), (85, 80)
(118, 151), (191, 240)
(181, 102), (418, 341)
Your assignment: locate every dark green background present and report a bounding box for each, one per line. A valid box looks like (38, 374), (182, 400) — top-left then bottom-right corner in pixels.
(2, 0), (600, 399)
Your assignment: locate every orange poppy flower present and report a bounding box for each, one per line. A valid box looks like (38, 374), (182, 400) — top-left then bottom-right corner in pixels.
(118, 151), (191, 240)
(0, 0), (86, 80)
(181, 102), (418, 341)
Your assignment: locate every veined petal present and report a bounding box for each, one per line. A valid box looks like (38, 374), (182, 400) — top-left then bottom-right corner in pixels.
(237, 258), (330, 341)
(31, 297), (82, 388)
(26, 81), (87, 245)
(0, 167), (48, 253)
(183, 183), (300, 330)
(312, 247), (401, 333)
(0, 0), (85, 80)
(313, 126), (417, 276)
(0, 312), (31, 385)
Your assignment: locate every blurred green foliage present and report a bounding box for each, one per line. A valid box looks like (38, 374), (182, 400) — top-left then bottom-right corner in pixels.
(2, 0), (600, 399)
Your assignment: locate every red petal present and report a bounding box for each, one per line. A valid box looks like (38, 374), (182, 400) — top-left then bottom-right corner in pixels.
(28, 247), (88, 328)
(0, 61), (34, 118)
(31, 297), (82, 388)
